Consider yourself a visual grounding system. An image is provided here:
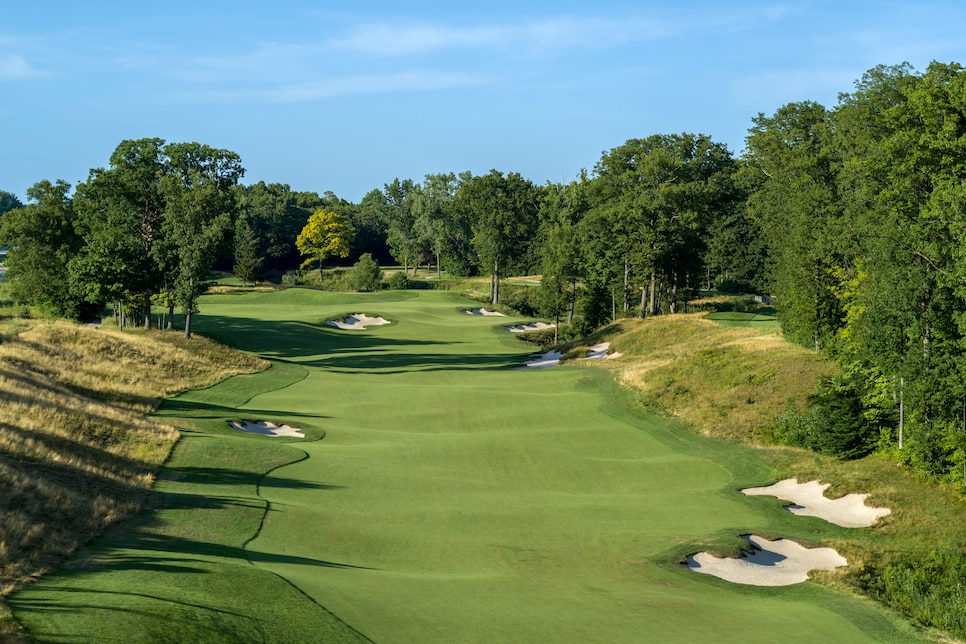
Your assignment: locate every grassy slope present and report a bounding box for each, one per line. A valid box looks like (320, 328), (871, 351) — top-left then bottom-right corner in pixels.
(598, 311), (966, 639)
(0, 320), (266, 638)
(10, 289), (926, 642)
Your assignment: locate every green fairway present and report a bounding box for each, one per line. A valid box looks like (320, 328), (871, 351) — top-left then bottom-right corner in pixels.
(10, 289), (920, 642)
(705, 310), (781, 329)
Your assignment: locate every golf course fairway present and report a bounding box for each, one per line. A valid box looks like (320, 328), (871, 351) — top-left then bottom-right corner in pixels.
(10, 289), (921, 642)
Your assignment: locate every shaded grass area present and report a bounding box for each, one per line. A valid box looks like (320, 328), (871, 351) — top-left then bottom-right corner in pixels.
(704, 310), (782, 329)
(0, 321), (266, 639)
(9, 378), (366, 643)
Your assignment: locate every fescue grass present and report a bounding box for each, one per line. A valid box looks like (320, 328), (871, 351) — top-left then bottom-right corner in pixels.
(9, 290), (928, 642)
(0, 320), (265, 639)
(608, 313), (835, 444)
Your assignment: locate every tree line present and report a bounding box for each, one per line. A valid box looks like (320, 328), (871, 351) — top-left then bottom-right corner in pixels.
(0, 133), (754, 337)
(745, 61), (966, 486)
(3, 61), (966, 486)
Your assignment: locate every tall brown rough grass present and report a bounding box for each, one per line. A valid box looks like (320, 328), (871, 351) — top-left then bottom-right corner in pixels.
(600, 313), (834, 443)
(0, 321), (265, 638)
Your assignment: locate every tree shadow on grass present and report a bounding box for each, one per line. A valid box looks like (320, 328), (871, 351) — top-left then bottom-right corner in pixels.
(193, 315), (527, 373)
(152, 397), (331, 421)
(158, 465), (345, 491)
(83, 530), (373, 573)
(305, 350), (523, 374)
(194, 315), (447, 359)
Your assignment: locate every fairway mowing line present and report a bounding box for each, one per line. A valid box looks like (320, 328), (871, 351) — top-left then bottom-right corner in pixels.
(742, 479), (891, 528)
(684, 535), (847, 586)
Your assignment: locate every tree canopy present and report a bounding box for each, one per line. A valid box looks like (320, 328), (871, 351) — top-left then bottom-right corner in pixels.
(296, 209), (355, 280)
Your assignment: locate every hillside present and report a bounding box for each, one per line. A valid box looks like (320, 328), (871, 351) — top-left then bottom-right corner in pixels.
(0, 321), (266, 638)
(573, 311), (966, 640)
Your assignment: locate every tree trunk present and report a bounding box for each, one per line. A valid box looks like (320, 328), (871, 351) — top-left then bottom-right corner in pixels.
(639, 285), (647, 318)
(144, 289), (152, 330)
(649, 272), (658, 316)
(670, 272), (678, 314)
(436, 251), (441, 279)
(491, 259), (500, 305)
(567, 277), (576, 324)
(168, 301), (175, 330)
(622, 258), (631, 312)
(184, 310), (192, 339)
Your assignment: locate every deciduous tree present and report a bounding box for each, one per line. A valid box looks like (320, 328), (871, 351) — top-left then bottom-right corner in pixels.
(296, 209), (354, 281)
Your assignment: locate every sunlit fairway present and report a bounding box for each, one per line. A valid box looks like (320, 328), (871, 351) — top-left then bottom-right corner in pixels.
(10, 290), (921, 642)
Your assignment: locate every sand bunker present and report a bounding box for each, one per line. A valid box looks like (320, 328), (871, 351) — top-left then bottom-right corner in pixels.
(463, 308), (505, 316)
(519, 342), (621, 370)
(519, 350), (564, 370)
(325, 313), (391, 330)
(581, 342), (621, 361)
(502, 322), (556, 333)
(742, 479), (891, 528)
(229, 420), (304, 438)
(684, 535), (847, 586)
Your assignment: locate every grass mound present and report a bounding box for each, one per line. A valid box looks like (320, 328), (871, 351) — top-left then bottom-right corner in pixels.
(0, 321), (265, 638)
(606, 313), (833, 443)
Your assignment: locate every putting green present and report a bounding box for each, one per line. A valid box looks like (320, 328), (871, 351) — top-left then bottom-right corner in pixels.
(10, 289), (920, 642)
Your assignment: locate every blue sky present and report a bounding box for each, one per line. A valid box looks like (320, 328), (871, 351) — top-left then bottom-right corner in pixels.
(3, 1), (966, 203)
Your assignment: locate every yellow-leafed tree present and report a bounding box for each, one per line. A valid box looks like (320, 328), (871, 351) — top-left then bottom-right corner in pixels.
(296, 208), (354, 280)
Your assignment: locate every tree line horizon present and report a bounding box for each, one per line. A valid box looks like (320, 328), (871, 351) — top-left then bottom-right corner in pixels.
(3, 60), (966, 486)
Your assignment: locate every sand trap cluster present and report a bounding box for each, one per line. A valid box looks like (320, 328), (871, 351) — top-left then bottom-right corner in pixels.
(742, 479), (892, 528)
(325, 313), (391, 330)
(684, 479), (891, 586)
(519, 350), (564, 370)
(229, 420), (304, 438)
(684, 535), (847, 586)
(581, 342), (621, 361)
(518, 342), (621, 370)
(463, 308), (505, 316)
(502, 322), (556, 333)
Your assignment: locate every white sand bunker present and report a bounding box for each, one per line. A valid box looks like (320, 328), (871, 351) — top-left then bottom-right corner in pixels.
(581, 342), (621, 361)
(502, 322), (556, 333)
(684, 534), (847, 586)
(325, 313), (391, 330)
(519, 342), (621, 370)
(519, 350), (564, 370)
(463, 308), (505, 316)
(229, 420), (304, 438)
(742, 479), (891, 528)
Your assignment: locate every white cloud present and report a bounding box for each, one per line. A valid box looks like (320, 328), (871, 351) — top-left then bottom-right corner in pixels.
(325, 17), (666, 57)
(270, 69), (484, 102)
(0, 53), (39, 80)
(176, 68), (485, 104)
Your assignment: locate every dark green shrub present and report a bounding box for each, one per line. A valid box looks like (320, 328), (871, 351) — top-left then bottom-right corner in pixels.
(500, 284), (538, 316)
(854, 548), (966, 639)
(386, 272), (410, 290)
(346, 253), (382, 291)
